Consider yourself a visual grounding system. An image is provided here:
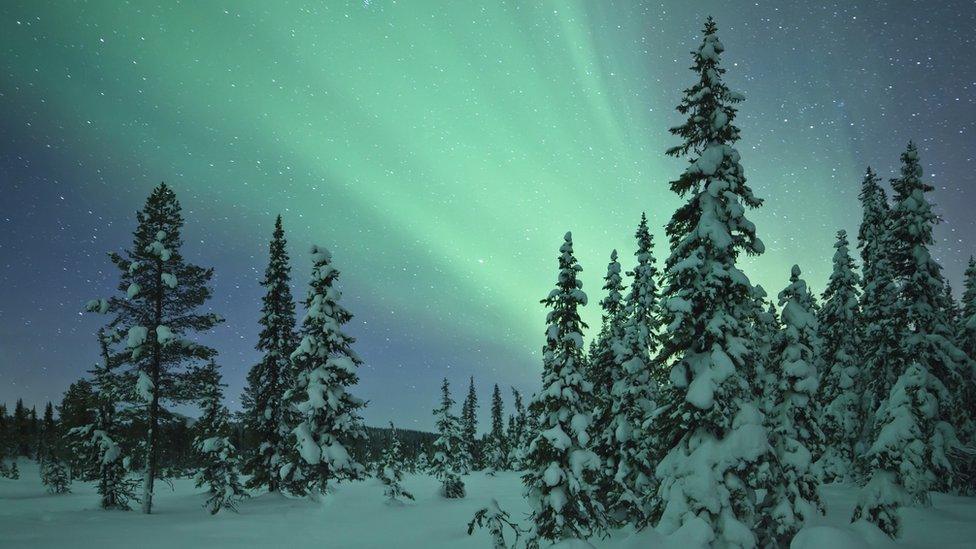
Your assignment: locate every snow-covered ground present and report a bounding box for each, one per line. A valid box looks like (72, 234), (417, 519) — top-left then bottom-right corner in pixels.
(1, 460), (974, 548)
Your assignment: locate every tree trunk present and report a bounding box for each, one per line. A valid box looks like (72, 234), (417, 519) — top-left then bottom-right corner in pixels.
(142, 261), (164, 514)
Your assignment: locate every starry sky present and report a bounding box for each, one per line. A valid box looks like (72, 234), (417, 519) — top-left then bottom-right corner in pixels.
(1, 1), (974, 431)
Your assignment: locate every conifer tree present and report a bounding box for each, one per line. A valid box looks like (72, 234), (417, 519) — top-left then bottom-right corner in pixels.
(855, 167), (902, 466)
(86, 183), (221, 513)
(651, 18), (773, 547)
(38, 402), (56, 462)
(460, 376), (479, 471)
(431, 378), (465, 498)
(28, 407), (38, 458)
(507, 388), (528, 469)
(281, 245), (367, 497)
(66, 329), (137, 510)
(958, 258), (976, 444)
(484, 384), (508, 473)
(13, 399), (29, 457)
(888, 143), (963, 384)
(816, 231), (862, 483)
(942, 280), (961, 331)
(523, 232), (602, 545)
(39, 400), (70, 494)
(761, 266), (825, 545)
(854, 144), (966, 535)
(607, 213), (661, 526)
(0, 404), (10, 476)
(378, 422), (414, 503)
(852, 363), (947, 537)
(193, 361), (247, 514)
(242, 215), (299, 493)
(960, 258), (976, 358)
(589, 249), (627, 497)
(41, 459), (71, 494)
(747, 286), (780, 413)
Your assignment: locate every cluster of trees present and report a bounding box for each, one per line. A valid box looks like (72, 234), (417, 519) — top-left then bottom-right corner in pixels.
(0, 400), (58, 481)
(1, 184), (516, 516)
(426, 377), (534, 499)
(490, 16), (976, 548)
(1, 185), (374, 515)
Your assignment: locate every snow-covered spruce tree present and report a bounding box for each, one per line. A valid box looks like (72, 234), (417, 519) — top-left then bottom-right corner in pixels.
(650, 18), (774, 547)
(41, 458), (71, 494)
(884, 143), (964, 491)
(378, 422), (414, 503)
(588, 248), (626, 494)
(193, 361), (247, 514)
(942, 280), (961, 332)
(958, 257), (976, 444)
(960, 258), (976, 357)
(415, 451), (430, 474)
(431, 378), (465, 498)
(507, 388), (528, 469)
(484, 384), (508, 473)
(605, 213), (662, 526)
(522, 231), (603, 545)
(855, 167), (902, 469)
(815, 231), (862, 483)
(760, 265), (825, 545)
(852, 363), (947, 537)
(744, 285), (780, 414)
(87, 183), (221, 514)
(242, 215), (299, 494)
(281, 245), (367, 498)
(65, 329), (137, 509)
(460, 376), (479, 472)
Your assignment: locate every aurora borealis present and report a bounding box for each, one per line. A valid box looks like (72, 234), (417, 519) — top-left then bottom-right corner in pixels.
(1, 1), (974, 430)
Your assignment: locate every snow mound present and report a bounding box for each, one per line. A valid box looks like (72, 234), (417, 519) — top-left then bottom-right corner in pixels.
(790, 526), (867, 549)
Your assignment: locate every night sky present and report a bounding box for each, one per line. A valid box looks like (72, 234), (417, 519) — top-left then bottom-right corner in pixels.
(1, 1), (974, 431)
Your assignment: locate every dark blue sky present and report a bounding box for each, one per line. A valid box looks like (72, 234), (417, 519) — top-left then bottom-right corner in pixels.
(1, 1), (974, 430)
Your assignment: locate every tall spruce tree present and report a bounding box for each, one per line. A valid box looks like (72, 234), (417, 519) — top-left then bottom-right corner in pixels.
(431, 378), (465, 498)
(193, 361), (247, 514)
(39, 402), (56, 462)
(816, 231), (862, 483)
(242, 215), (299, 493)
(747, 286), (780, 412)
(86, 183), (221, 514)
(960, 258), (976, 358)
(855, 167), (902, 468)
(484, 384), (508, 473)
(589, 248), (627, 504)
(39, 401), (70, 494)
(523, 232), (602, 545)
(959, 258), (976, 444)
(507, 388), (528, 469)
(651, 18), (773, 547)
(888, 143), (964, 389)
(12, 399), (29, 456)
(281, 245), (367, 497)
(460, 376), (479, 471)
(378, 422), (414, 503)
(607, 213), (661, 526)
(761, 266), (825, 545)
(854, 143), (965, 535)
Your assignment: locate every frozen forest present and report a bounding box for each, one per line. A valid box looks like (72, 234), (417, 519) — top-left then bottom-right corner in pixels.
(2, 15), (976, 549)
